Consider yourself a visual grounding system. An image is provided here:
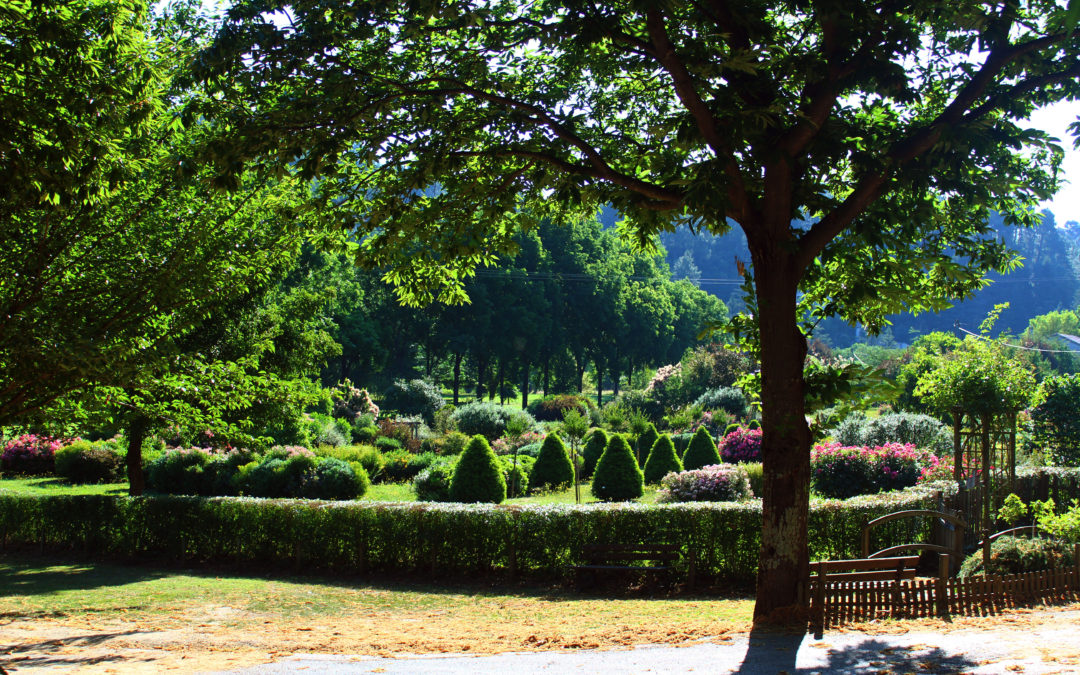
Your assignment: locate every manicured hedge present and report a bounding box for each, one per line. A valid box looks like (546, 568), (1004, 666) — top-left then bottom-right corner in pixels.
(0, 486), (942, 584)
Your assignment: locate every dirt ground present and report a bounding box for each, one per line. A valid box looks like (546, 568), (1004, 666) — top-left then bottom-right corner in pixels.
(2, 601), (1080, 673)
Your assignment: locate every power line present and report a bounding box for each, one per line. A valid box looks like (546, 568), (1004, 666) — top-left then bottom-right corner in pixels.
(954, 324), (1079, 354)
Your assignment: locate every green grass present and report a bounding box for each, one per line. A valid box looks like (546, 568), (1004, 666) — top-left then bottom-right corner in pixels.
(0, 476), (128, 496)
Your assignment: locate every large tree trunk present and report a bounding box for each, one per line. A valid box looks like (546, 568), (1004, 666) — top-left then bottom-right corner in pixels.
(752, 254), (812, 623)
(521, 359), (530, 409)
(542, 357), (550, 396)
(126, 415), (149, 496)
(595, 359), (603, 407)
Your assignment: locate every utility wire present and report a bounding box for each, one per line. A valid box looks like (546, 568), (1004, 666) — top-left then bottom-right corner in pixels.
(953, 324), (1079, 354)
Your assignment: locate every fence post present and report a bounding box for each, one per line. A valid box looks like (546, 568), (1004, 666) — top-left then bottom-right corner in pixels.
(982, 530), (992, 572)
(813, 563), (826, 636)
(937, 554), (950, 617)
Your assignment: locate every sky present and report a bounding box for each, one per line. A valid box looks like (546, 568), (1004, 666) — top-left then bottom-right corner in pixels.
(1029, 101), (1080, 225)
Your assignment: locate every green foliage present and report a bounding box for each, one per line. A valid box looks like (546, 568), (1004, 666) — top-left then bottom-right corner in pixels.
(642, 434), (683, 484)
(915, 313), (1037, 418)
(316, 445), (385, 481)
(959, 536), (1076, 577)
(301, 457), (370, 500)
(413, 456), (459, 502)
(1031, 374), (1080, 466)
(448, 435), (506, 504)
(581, 429), (609, 479)
(681, 427), (720, 471)
(382, 379), (444, 425)
(0, 486), (941, 583)
(527, 433), (574, 492)
(744, 462), (764, 498)
(497, 455), (535, 499)
(379, 450), (438, 483)
(634, 424), (659, 464)
(54, 441), (123, 484)
(308, 413), (350, 448)
(694, 387), (748, 418)
(591, 435), (644, 502)
(998, 493), (1028, 527)
(1033, 498), (1080, 543)
(527, 394), (592, 422)
(831, 412), (952, 455)
(449, 402), (534, 440)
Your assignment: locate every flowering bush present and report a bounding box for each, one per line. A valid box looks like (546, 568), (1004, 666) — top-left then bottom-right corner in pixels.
(1, 435), (65, 475)
(657, 464), (753, 503)
(917, 454), (955, 484)
(645, 363), (682, 394)
(491, 430), (545, 455)
(719, 427), (762, 464)
(811, 442), (938, 498)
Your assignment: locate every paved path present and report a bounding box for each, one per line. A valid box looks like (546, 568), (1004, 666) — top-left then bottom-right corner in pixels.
(223, 612), (1080, 674)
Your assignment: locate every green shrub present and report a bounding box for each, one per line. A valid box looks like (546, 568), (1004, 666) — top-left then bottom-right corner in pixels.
(382, 379), (445, 425)
(1032, 374), (1080, 466)
(724, 423), (740, 437)
(54, 441), (123, 484)
(747, 419), (760, 430)
(744, 462), (764, 497)
(380, 450), (438, 483)
(298, 457), (369, 500)
(516, 441), (543, 458)
(591, 434), (644, 502)
(147, 448), (216, 496)
(450, 401), (535, 440)
(527, 393), (593, 422)
(694, 387), (748, 418)
(374, 436), (403, 453)
(581, 429), (609, 478)
(959, 535), (1076, 577)
(497, 455), (535, 498)
(681, 427), (720, 470)
(831, 412), (951, 455)
(642, 434), (683, 484)
(527, 432), (574, 492)
(449, 435), (506, 503)
(316, 445), (385, 481)
(414, 456), (459, 502)
(634, 424), (659, 464)
(308, 413), (351, 448)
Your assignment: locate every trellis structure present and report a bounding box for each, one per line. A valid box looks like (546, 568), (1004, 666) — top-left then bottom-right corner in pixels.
(950, 408), (1018, 540)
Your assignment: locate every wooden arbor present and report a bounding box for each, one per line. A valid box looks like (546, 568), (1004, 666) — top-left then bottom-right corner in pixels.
(949, 408), (1018, 540)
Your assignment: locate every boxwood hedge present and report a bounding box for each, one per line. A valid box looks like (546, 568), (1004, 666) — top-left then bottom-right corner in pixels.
(0, 486), (946, 584)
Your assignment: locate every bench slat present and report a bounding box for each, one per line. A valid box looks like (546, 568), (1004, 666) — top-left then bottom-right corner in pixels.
(810, 555), (919, 573)
(817, 569), (918, 583)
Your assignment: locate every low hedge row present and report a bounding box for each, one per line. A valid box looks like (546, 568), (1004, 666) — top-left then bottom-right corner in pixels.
(0, 487), (940, 584)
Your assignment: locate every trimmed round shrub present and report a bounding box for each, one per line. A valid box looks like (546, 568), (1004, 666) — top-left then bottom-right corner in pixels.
(527, 432), (575, 492)
(54, 440), (123, 484)
(380, 450), (438, 483)
(515, 441), (543, 458)
(657, 464), (754, 502)
(450, 401), (535, 440)
(147, 448), (216, 495)
(591, 434), (644, 502)
(317, 445), (385, 481)
(831, 412), (951, 454)
(694, 387), (748, 418)
(581, 429), (608, 478)
(449, 435), (506, 503)
(527, 393), (592, 422)
(498, 454), (535, 498)
(1, 434), (63, 475)
(634, 424), (659, 464)
(298, 457), (369, 500)
(747, 419), (760, 430)
(643, 434), (683, 484)
(959, 536), (1076, 577)
(414, 456), (459, 502)
(810, 442), (938, 498)
(719, 427), (762, 464)
(681, 427), (720, 470)
(382, 379), (445, 424)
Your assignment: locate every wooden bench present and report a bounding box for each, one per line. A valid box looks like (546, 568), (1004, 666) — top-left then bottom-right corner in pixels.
(572, 543), (683, 591)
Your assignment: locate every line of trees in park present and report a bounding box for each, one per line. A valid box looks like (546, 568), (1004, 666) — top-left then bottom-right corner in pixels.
(7, 0), (1080, 620)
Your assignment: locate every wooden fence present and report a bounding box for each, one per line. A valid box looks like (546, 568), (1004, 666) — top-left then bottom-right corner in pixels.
(812, 556), (1080, 628)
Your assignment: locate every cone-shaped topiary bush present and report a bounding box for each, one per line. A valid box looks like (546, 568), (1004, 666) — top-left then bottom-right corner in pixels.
(582, 428), (608, 478)
(682, 426), (720, 470)
(643, 434), (683, 484)
(592, 434), (644, 501)
(635, 423), (659, 464)
(527, 431), (574, 492)
(448, 435), (506, 503)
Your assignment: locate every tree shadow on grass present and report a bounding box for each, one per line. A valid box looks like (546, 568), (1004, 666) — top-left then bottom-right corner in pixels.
(0, 629), (154, 671)
(0, 555), (169, 601)
(732, 625), (981, 674)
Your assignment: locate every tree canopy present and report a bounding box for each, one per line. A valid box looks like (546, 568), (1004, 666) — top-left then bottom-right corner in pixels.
(190, 0), (1080, 618)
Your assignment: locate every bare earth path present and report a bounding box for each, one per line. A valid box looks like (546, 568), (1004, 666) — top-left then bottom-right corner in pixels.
(2, 603), (1079, 673)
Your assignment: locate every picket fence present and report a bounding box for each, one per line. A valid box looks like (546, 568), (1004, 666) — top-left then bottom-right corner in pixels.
(812, 558), (1080, 628)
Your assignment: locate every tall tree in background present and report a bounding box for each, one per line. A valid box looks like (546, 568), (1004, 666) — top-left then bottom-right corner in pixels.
(197, 1), (1079, 619)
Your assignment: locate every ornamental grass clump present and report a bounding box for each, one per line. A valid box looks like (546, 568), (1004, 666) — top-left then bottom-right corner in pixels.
(719, 426), (762, 463)
(810, 442), (938, 498)
(591, 434), (644, 501)
(642, 434), (683, 484)
(681, 426), (720, 470)
(657, 464), (753, 502)
(448, 435), (506, 503)
(527, 432), (574, 492)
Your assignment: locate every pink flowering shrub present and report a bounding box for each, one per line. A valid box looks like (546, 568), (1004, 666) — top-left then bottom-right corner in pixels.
(811, 442), (938, 498)
(492, 430), (545, 455)
(657, 464), (753, 503)
(719, 427), (762, 463)
(1, 435), (65, 475)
